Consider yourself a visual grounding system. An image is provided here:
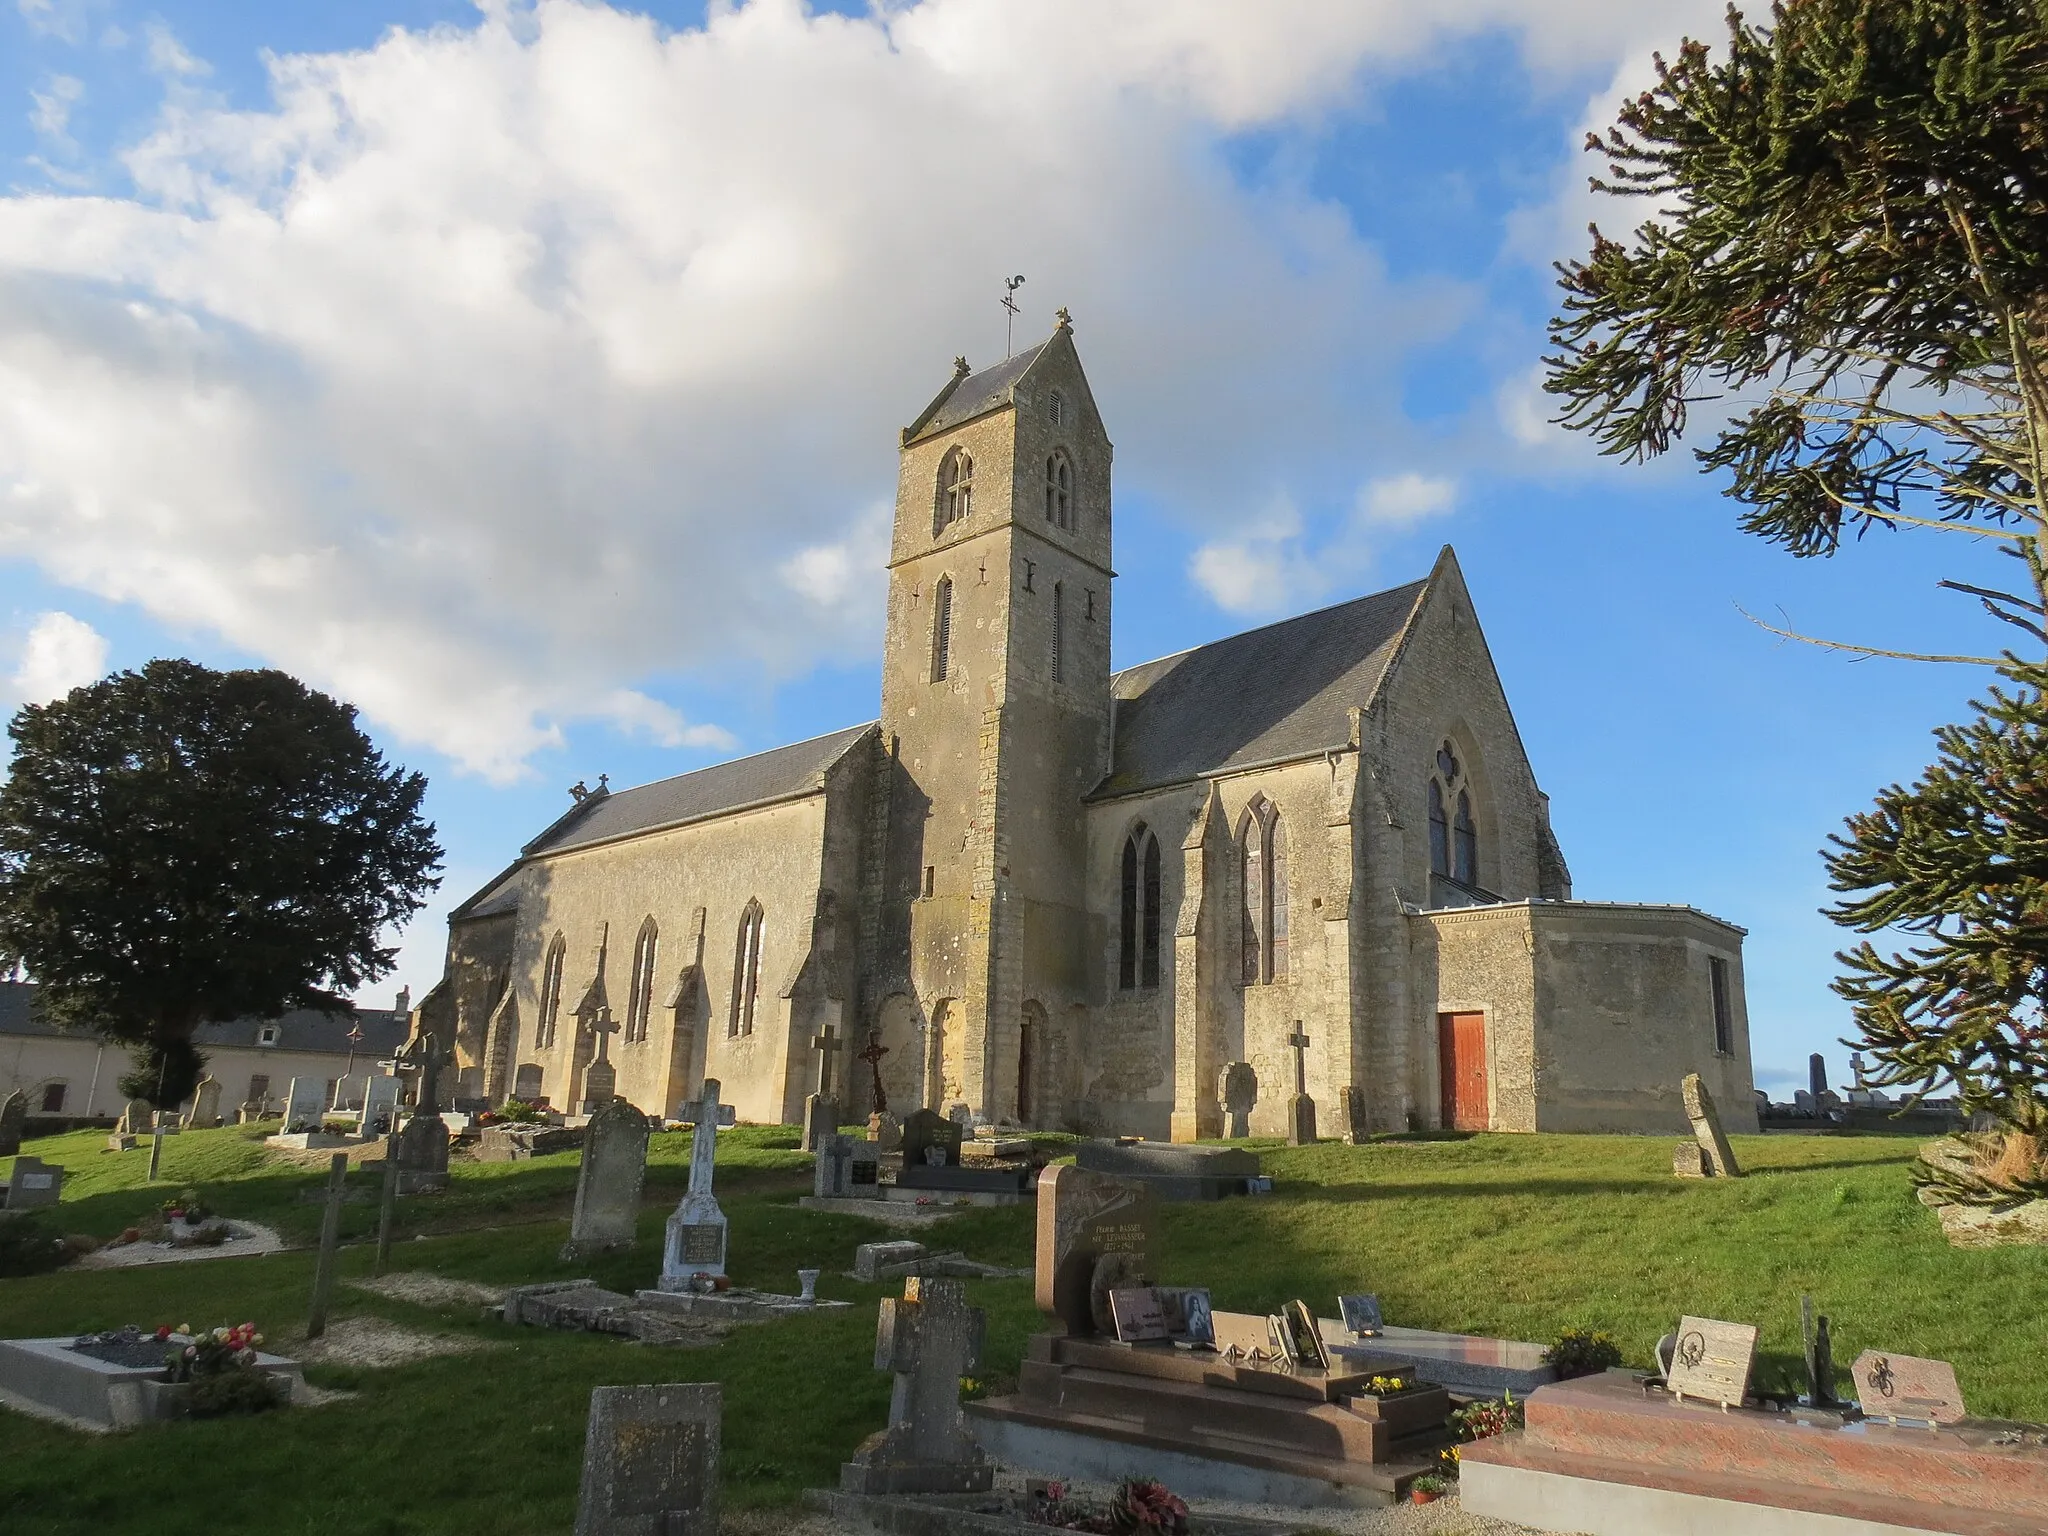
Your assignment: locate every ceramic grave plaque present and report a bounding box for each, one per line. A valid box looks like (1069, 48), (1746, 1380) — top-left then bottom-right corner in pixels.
(1159, 1287), (1215, 1347)
(574, 1382), (720, 1536)
(1340, 1293), (1384, 1338)
(1666, 1315), (1759, 1409)
(1035, 1164), (1158, 1337)
(1851, 1350), (1966, 1425)
(1109, 1287), (1171, 1345)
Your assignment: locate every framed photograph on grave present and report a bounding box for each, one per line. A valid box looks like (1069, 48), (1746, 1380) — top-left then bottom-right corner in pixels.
(1267, 1313), (1298, 1365)
(1339, 1293), (1383, 1338)
(1285, 1300), (1330, 1371)
(1109, 1287), (1171, 1345)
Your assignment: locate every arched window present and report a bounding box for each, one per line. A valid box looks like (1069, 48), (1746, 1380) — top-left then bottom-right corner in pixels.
(1051, 581), (1065, 682)
(933, 446), (973, 535)
(537, 934), (566, 1049)
(1044, 450), (1072, 529)
(729, 900), (764, 1037)
(1428, 780), (1450, 878)
(931, 576), (953, 682)
(1240, 798), (1288, 985)
(1118, 824), (1162, 990)
(625, 917), (658, 1043)
(1048, 389), (1065, 427)
(1428, 740), (1480, 891)
(1454, 791), (1478, 886)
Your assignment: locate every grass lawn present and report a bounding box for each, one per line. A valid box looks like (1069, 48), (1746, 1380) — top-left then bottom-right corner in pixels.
(1, 1125), (2043, 1535)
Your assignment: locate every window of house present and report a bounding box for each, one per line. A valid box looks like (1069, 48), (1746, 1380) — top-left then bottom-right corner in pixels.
(1710, 956), (1734, 1055)
(1119, 824), (1163, 990)
(730, 900), (765, 1037)
(931, 576), (953, 682)
(1049, 389), (1065, 426)
(258, 1024), (280, 1047)
(1240, 797), (1289, 985)
(39, 1082), (65, 1113)
(626, 917), (659, 1043)
(933, 447), (973, 535)
(538, 933), (567, 1049)
(1051, 582), (1065, 682)
(1044, 450), (1073, 529)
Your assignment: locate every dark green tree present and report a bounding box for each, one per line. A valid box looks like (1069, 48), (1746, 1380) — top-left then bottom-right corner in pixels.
(0, 660), (442, 1106)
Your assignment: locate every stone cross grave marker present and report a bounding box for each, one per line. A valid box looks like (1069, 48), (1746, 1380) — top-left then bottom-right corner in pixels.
(902, 1107), (962, 1169)
(1675, 1073), (1741, 1178)
(283, 1077), (326, 1133)
(361, 1073), (400, 1135)
(563, 1097), (651, 1260)
(802, 1021), (842, 1152)
(0, 1089), (25, 1156)
(1851, 1350), (1966, 1425)
(1286, 1024), (1317, 1145)
(857, 1032), (891, 1114)
(1036, 1163), (1158, 1337)
(1339, 1084), (1370, 1145)
(1219, 1061), (1257, 1138)
(839, 1276), (994, 1495)
(575, 1381), (721, 1536)
(6, 1153), (62, 1208)
(660, 1079), (735, 1287)
(815, 1133), (856, 1199)
(188, 1076), (222, 1130)
(1666, 1315), (1759, 1409)
(582, 1007), (620, 1114)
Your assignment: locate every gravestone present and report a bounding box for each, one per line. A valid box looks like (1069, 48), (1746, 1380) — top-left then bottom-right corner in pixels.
(856, 1240), (928, 1282)
(361, 1074), (400, 1135)
(1285, 1024), (1317, 1145)
(814, 1133), (857, 1199)
(1339, 1084), (1370, 1145)
(575, 1381), (720, 1536)
(1793, 1089), (1818, 1117)
(867, 1110), (902, 1153)
(563, 1098), (651, 1260)
(1850, 1349), (1966, 1425)
(1665, 1315), (1759, 1409)
(0, 1090), (25, 1156)
(394, 1109), (450, 1192)
(840, 1276), (994, 1494)
(119, 1098), (153, 1136)
(5, 1154), (62, 1209)
(1809, 1053), (1828, 1104)
(803, 1022), (842, 1152)
(1677, 1073), (1742, 1178)
(282, 1078), (326, 1134)
(188, 1076), (223, 1130)
(581, 1007), (619, 1114)
(1219, 1061), (1257, 1139)
(1035, 1164), (1157, 1338)
(659, 1079), (735, 1288)
(902, 1108), (963, 1170)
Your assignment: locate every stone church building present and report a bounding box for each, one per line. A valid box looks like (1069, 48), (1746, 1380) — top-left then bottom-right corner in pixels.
(419, 316), (1757, 1140)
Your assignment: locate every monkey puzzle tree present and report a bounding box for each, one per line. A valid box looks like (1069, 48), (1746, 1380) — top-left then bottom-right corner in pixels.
(0, 660), (442, 1107)
(1545, 0), (2048, 1159)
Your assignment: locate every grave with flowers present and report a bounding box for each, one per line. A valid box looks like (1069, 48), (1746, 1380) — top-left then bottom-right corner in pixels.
(0, 1319), (306, 1429)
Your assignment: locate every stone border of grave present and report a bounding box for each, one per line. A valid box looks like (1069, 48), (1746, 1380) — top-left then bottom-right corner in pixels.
(0, 1336), (308, 1431)
(804, 1488), (1316, 1536)
(73, 1219), (286, 1269)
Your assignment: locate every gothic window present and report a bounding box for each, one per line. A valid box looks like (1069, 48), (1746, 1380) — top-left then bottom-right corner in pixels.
(1044, 450), (1072, 529)
(1428, 740), (1479, 889)
(1051, 581), (1065, 682)
(1240, 798), (1288, 985)
(730, 900), (764, 1038)
(933, 446), (973, 536)
(537, 933), (566, 1049)
(931, 576), (953, 682)
(1118, 824), (1163, 990)
(1049, 389), (1065, 426)
(625, 917), (658, 1043)
(1454, 791), (1478, 886)
(1428, 781), (1450, 877)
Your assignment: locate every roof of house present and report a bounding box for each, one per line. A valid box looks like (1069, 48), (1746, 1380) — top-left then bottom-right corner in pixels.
(0, 982), (411, 1057)
(1094, 572), (1433, 798)
(904, 343), (1048, 445)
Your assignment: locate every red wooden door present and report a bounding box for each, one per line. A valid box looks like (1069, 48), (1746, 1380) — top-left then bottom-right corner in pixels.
(1438, 1012), (1489, 1131)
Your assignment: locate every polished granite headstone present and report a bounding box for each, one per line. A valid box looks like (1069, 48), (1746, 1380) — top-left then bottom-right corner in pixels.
(1074, 1139), (1261, 1201)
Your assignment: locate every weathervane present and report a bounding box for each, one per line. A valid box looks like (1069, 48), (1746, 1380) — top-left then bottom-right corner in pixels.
(1002, 274), (1026, 357)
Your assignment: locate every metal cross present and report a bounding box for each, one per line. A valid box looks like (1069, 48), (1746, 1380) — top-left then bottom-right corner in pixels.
(1002, 274), (1025, 357)
(1287, 1024), (1311, 1098)
(856, 1032), (891, 1114)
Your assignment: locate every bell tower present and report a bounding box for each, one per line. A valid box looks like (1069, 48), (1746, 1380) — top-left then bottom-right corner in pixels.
(864, 311), (1113, 1124)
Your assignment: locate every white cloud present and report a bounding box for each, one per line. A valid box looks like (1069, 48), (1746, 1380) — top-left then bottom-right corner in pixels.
(143, 21), (209, 79)
(9, 610), (107, 704)
(28, 74), (83, 150)
(15, 0), (102, 45)
(1359, 471), (1456, 525)
(0, 0), (1728, 779)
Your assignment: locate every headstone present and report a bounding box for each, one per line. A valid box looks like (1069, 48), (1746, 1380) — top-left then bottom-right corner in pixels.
(1673, 1141), (1711, 1178)
(814, 1133), (857, 1199)
(1219, 1061), (1257, 1139)
(1850, 1349), (1966, 1425)
(188, 1076), (223, 1130)
(856, 1240), (928, 1283)
(660, 1079), (735, 1288)
(1035, 1164), (1158, 1338)
(563, 1097), (651, 1260)
(1340, 1293), (1384, 1338)
(848, 1139), (881, 1199)
(575, 1382), (721, 1536)
(867, 1110), (902, 1152)
(581, 1007), (619, 1114)
(394, 1107), (451, 1191)
(1286, 1025), (1317, 1145)
(902, 1108), (962, 1170)
(1681, 1073), (1741, 1178)
(361, 1074), (401, 1136)
(119, 1098), (154, 1136)
(0, 1090), (25, 1156)
(1809, 1053), (1828, 1103)
(945, 1102), (973, 1131)
(804, 1022), (843, 1152)
(1793, 1089), (1818, 1117)
(282, 1077), (326, 1134)
(1339, 1084), (1370, 1145)
(5, 1154), (62, 1208)
(1665, 1315), (1759, 1409)
(839, 1277), (994, 1494)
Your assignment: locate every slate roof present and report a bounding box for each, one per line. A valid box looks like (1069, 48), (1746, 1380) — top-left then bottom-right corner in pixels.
(520, 722), (876, 858)
(905, 344), (1047, 445)
(0, 981), (411, 1057)
(1096, 575), (1432, 798)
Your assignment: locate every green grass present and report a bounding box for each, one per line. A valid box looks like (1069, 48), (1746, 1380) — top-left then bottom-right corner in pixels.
(1, 1126), (2043, 1535)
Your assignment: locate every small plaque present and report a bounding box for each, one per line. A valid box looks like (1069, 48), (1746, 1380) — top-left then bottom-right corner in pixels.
(679, 1225), (723, 1265)
(1267, 1314), (1297, 1364)
(1285, 1300), (1329, 1370)
(1666, 1315), (1759, 1409)
(850, 1159), (879, 1186)
(20, 1174), (53, 1191)
(1851, 1350), (1966, 1425)
(1159, 1287), (1215, 1348)
(1110, 1286), (1171, 1344)
(1339, 1293), (1383, 1338)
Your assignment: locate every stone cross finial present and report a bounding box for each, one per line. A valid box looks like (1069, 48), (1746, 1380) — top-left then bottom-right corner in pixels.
(1055, 306), (1072, 330)
(1287, 1025), (1311, 1097)
(812, 1023), (842, 1099)
(857, 1032), (891, 1114)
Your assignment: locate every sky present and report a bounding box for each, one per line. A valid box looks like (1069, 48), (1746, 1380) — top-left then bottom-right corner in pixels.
(0, 0), (2019, 1095)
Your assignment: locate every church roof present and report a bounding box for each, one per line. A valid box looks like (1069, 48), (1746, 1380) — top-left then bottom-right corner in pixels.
(520, 722), (876, 858)
(904, 343), (1049, 445)
(1096, 574), (1432, 798)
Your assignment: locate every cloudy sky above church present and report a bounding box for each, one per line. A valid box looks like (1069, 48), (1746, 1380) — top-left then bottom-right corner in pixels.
(0, 0), (2011, 1089)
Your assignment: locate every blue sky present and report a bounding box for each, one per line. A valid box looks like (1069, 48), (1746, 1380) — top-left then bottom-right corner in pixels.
(0, 0), (2012, 1093)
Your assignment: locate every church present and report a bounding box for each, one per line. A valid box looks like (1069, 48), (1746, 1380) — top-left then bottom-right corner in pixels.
(418, 314), (1758, 1141)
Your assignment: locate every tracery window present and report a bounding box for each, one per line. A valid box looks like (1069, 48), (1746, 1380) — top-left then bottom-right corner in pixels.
(537, 933), (567, 1049)
(1119, 824), (1162, 990)
(933, 446), (973, 535)
(625, 917), (658, 1043)
(1044, 450), (1072, 529)
(729, 900), (764, 1038)
(1428, 741), (1480, 886)
(931, 576), (954, 682)
(1239, 797), (1289, 985)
